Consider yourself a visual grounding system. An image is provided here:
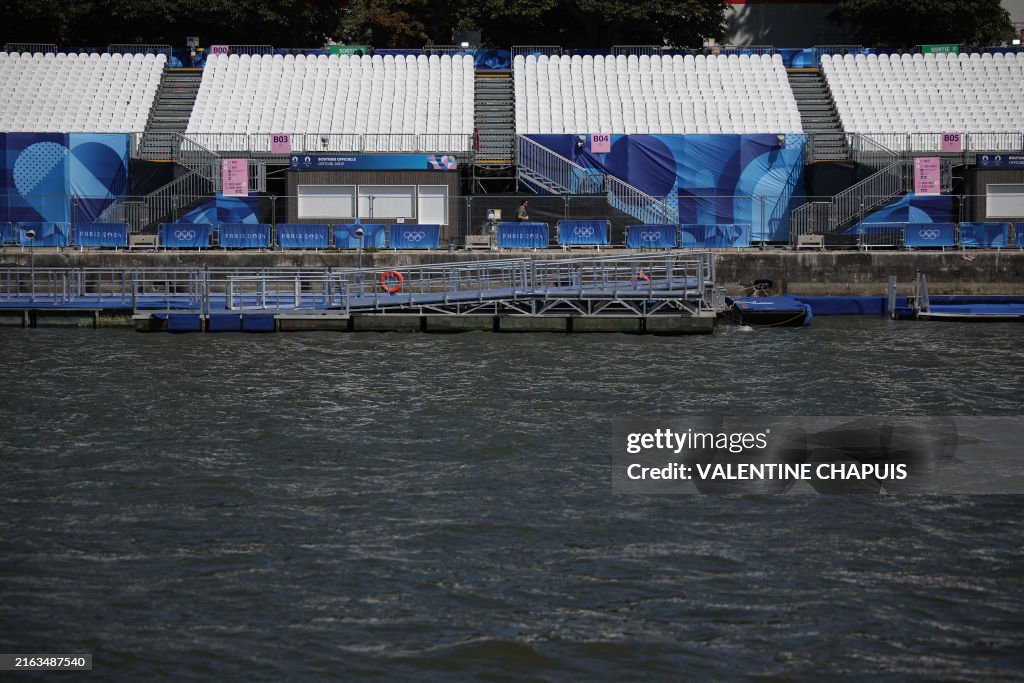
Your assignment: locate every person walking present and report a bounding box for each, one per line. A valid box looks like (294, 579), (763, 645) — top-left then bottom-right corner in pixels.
(515, 200), (529, 222)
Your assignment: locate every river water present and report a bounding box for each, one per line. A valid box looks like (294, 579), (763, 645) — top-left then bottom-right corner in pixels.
(0, 320), (1022, 680)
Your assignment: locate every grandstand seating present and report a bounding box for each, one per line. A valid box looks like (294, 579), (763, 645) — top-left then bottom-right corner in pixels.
(513, 53), (802, 135)
(0, 51), (164, 133)
(823, 52), (1024, 151)
(186, 53), (475, 152)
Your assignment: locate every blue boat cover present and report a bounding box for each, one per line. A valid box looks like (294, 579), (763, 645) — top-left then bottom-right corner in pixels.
(219, 223), (270, 249)
(334, 223), (386, 249)
(626, 224), (678, 249)
(680, 224), (751, 248)
(76, 222), (128, 247)
(959, 222), (1010, 248)
(388, 224), (441, 249)
(17, 222), (71, 247)
(497, 222), (549, 249)
(161, 223), (211, 249)
(903, 222), (956, 247)
(277, 223), (329, 249)
(558, 220), (609, 246)
(731, 294), (812, 326)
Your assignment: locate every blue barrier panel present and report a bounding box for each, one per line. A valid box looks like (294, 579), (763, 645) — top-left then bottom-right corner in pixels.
(167, 313), (202, 333)
(558, 220), (609, 246)
(207, 314), (242, 332)
(242, 314), (277, 332)
(76, 222), (128, 248)
(903, 223), (956, 248)
(161, 223), (211, 249)
(959, 222), (1011, 248)
(388, 224), (441, 249)
(497, 222), (549, 249)
(334, 224), (387, 249)
(17, 222), (71, 247)
(680, 224), (751, 248)
(219, 223), (271, 249)
(277, 223), (329, 249)
(626, 224), (678, 249)
(1018, 223), (1024, 248)
(0, 222), (15, 244)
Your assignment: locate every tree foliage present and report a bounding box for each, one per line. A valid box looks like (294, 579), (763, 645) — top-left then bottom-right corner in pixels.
(1, 0), (727, 49)
(829, 0), (1015, 48)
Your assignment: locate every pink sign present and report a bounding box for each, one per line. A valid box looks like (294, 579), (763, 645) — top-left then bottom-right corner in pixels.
(940, 132), (962, 153)
(590, 134), (611, 154)
(222, 158), (248, 197)
(914, 157), (941, 196)
(271, 134), (292, 154)
(210, 45), (229, 55)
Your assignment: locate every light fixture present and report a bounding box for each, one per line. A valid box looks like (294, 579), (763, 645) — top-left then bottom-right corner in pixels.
(460, 41), (470, 48)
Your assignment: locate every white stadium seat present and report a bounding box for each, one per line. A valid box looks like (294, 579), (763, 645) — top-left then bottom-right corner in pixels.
(822, 51), (1024, 150)
(186, 52), (474, 152)
(0, 51), (163, 133)
(513, 53), (802, 135)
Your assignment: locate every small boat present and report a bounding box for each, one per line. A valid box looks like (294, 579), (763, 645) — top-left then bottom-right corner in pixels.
(722, 295), (812, 327)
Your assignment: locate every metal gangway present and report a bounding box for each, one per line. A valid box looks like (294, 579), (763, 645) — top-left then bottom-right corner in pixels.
(0, 252), (720, 319)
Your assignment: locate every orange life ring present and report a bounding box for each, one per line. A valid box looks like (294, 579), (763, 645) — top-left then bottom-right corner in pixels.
(379, 270), (403, 294)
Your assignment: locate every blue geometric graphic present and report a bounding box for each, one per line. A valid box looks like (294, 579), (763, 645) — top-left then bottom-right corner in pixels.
(526, 133), (805, 242)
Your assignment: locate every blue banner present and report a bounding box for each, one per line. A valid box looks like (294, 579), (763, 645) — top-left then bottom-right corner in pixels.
(0, 222), (14, 244)
(959, 222), (1011, 248)
(558, 220), (609, 246)
(626, 224), (678, 249)
(903, 223), (956, 248)
(1019, 224), (1024, 248)
(76, 222), (127, 247)
(290, 154), (458, 171)
(277, 223), (329, 249)
(17, 222), (70, 247)
(160, 223), (211, 249)
(497, 222), (549, 249)
(680, 224), (751, 248)
(976, 154), (1024, 169)
(334, 224), (387, 249)
(388, 224), (441, 249)
(219, 223), (271, 249)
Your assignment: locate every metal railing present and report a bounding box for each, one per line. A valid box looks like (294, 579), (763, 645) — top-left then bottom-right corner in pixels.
(517, 136), (604, 195)
(164, 132), (475, 156)
(108, 43), (172, 57)
(812, 45), (864, 63)
(512, 45), (562, 59)
(611, 46), (661, 56)
(227, 45), (275, 55)
(713, 45), (776, 56)
(3, 43), (58, 54)
(422, 45), (476, 55)
(0, 253), (718, 314)
(851, 132), (1024, 157)
(605, 175), (679, 226)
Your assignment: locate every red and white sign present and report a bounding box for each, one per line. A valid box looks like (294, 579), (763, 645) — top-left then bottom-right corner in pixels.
(271, 134), (292, 154)
(914, 156), (941, 196)
(590, 134), (611, 154)
(221, 158), (249, 197)
(210, 45), (229, 55)
(940, 132), (962, 153)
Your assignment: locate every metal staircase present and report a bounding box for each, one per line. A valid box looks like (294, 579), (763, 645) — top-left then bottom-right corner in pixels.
(474, 71), (515, 165)
(516, 136), (678, 225)
(788, 69), (847, 162)
(140, 69), (203, 160)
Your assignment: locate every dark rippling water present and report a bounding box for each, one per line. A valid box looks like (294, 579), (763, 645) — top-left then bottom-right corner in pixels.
(1, 319), (1022, 681)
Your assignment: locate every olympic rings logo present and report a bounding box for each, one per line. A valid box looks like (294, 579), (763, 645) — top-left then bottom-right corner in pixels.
(174, 230), (196, 241)
(403, 231), (426, 241)
(639, 231), (662, 241)
(919, 229), (940, 240)
(573, 226), (595, 237)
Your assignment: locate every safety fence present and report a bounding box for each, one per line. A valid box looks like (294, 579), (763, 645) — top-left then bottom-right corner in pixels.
(3, 192), (1022, 250)
(0, 251), (718, 315)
